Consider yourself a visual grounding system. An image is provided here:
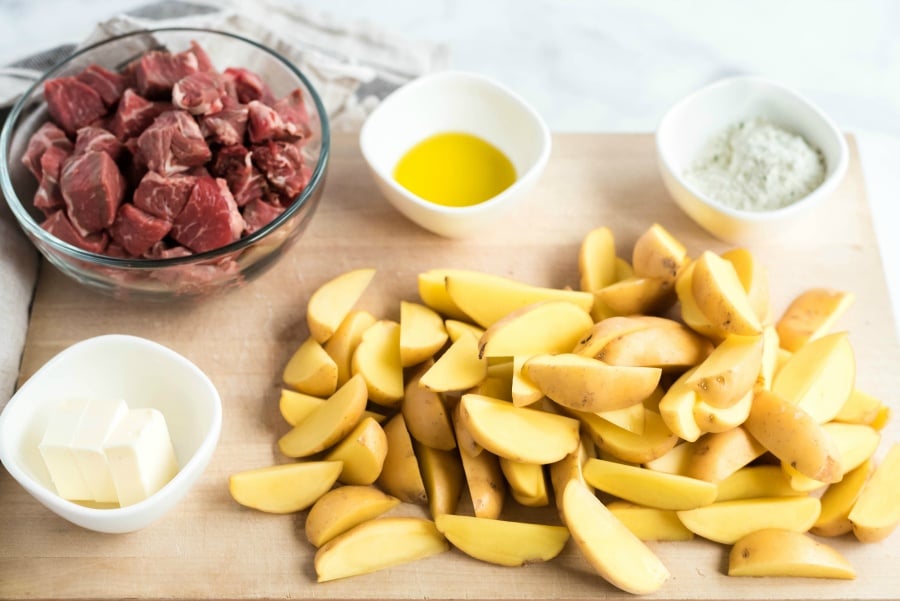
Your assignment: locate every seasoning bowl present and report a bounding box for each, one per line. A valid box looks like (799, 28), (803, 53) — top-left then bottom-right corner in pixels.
(656, 75), (849, 243)
(359, 71), (551, 238)
(0, 334), (222, 533)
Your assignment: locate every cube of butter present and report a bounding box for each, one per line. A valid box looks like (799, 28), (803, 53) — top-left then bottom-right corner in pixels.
(71, 399), (129, 503)
(38, 399), (92, 501)
(104, 408), (179, 507)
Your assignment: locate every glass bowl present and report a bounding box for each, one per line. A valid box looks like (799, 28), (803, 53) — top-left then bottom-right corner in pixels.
(0, 28), (330, 300)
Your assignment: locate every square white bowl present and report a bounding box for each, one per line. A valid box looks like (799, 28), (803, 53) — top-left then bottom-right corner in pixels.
(656, 75), (849, 243)
(359, 71), (551, 238)
(0, 334), (222, 533)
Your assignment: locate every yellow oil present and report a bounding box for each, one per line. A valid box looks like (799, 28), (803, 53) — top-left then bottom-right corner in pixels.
(393, 132), (516, 207)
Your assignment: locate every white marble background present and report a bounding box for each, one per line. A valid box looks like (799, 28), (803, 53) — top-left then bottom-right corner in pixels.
(2, 0), (899, 327)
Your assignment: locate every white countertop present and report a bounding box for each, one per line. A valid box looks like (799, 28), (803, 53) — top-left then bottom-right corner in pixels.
(2, 0), (899, 330)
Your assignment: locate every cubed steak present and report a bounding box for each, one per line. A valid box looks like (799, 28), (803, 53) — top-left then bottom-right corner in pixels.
(242, 198), (285, 234)
(75, 64), (126, 107)
(33, 143), (72, 214)
(133, 171), (197, 221)
(171, 176), (245, 253)
(133, 49), (199, 98)
(74, 126), (124, 160)
(252, 140), (310, 199)
(273, 89), (310, 138)
(41, 210), (109, 253)
(110, 89), (173, 141)
(223, 67), (275, 105)
(200, 103), (248, 146)
(137, 110), (212, 175)
(109, 203), (172, 256)
(21, 121), (71, 179)
(44, 76), (107, 135)
(211, 145), (266, 206)
(189, 40), (216, 73)
(60, 150), (126, 235)
(172, 71), (228, 115)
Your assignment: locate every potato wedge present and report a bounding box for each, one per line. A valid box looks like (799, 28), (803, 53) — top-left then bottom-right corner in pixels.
(579, 225), (618, 292)
(229, 461), (342, 514)
(693, 390), (752, 434)
(631, 223), (688, 283)
(811, 459), (872, 537)
(686, 427), (766, 483)
(675, 260), (726, 340)
(685, 334), (764, 408)
(573, 315), (676, 358)
(595, 324), (712, 370)
(776, 288), (854, 353)
(676, 496), (822, 544)
(511, 355), (543, 407)
(305, 485), (400, 547)
(597, 402), (646, 434)
(606, 502), (695, 541)
(550, 433), (596, 506)
(715, 465), (805, 502)
(524, 353), (661, 413)
(658, 367), (703, 442)
(282, 337), (338, 397)
(324, 416), (388, 485)
(417, 269), (470, 321)
(402, 362), (456, 451)
(691, 250), (762, 336)
(728, 529), (855, 579)
(848, 442), (900, 542)
(577, 408), (678, 464)
(400, 301), (448, 367)
(478, 301), (592, 359)
(435, 514), (569, 567)
(416, 442), (464, 518)
(583, 458), (717, 511)
(561, 479), (670, 595)
(644, 442), (694, 476)
(459, 394), (580, 464)
(444, 319), (485, 343)
(835, 388), (887, 426)
(351, 320), (404, 406)
(314, 517), (448, 582)
(721, 247), (771, 326)
(457, 440), (505, 519)
(593, 276), (674, 316)
(278, 374), (368, 458)
(324, 310), (377, 387)
(419, 332), (487, 392)
(500, 458), (549, 507)
(308, 268), (376, 344)
(279, 388), (385, 427)
(376, 413), (427, 505)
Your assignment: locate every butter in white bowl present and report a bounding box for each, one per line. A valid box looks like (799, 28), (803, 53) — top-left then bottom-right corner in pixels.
(0, 334), (221, 533)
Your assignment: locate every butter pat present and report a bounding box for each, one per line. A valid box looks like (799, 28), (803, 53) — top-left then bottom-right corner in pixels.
(104, 408), (179, 507)
(71, 399), (129, 503)
(38, 399), (92, 501)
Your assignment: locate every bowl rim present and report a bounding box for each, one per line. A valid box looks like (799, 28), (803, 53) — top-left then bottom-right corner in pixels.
(655, 74), (849, 223)
(0, 26), (331, 270)
(358, 69), (552, 217)
(0, 333), (223, 523)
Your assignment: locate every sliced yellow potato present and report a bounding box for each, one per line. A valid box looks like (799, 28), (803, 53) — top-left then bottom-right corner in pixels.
(324, 416), (388, 485)
(229, 461), (342, 514)
(693, 389), (752, 434)
(728, 529), (855, 579)
(278, 374), (368, 458)
(835, 388), (887, 426)
(577, 408), (678, 464)
(721, 247), (771, 326)
(305, 485), (400, 547)
(417, 269), (470, 321)
(583, 458), (717, 511)
(314, 517), (448, 582)
(606, 502), (694, 541)
(644, 442), (694, 476)
(811, 459), (873, 537)
(399, 301), (448, 367)
(459, 394), (580, 464)
(691, 250), (762, 336)
(419, 332), (487, 392)
(595, 324), (712, 371)
(351, 320), (404, 406)
(686, 427), (766, 483)
(416, 442), (463, 518)
(444, 319), (484, 343)
(500, 458), (549, 507)
(282, 337), (338, 397)
(279, 388), (385, 427)
(849, 442), (900, 542)
(715, 465), (805, 502)
(549, 433), (596, 506)
(451, 400), (483, 458)
(478, 301), (592, 359)
(676, 260), (726, 340)
(685, 334), (764, 408)
(572, 315), (676, 358)
(597, 402), (646, 434)
(578, 225), (617, 292)
(776, 288), (854, 353)
(561, 479), (670, 595)
(658, 367), (703, 442)
(456, 438), (505, 519)
(593, 276), (674, 316)
(376, 413), (427, 505)
(631, 222), (688, 284)
(324, 310), (377, 387)
(402, 362), (456, 451)
(758, 325), (781, 390)
(676, 496), (822, 544)
(511, 355), (543, 407)
(435, 514), (569, 567)
(307, 268), (376, 344)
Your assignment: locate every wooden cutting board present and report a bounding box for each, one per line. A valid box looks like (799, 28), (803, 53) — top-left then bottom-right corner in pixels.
(2, 134), (898, 601)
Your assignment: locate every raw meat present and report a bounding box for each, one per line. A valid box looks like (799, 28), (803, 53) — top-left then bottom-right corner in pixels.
(44, 76), (107, 135)
(242, 198), (285, 234)
(252, 140), (310, 199)
(133, 49), (199, 98)
(188, 41), (216, 73)
(21, 121), (71, 180)
(172, 71), (228, 115)
(211, 145), (267, 207)
(170, 176), (245, 253)
(223, 67), (275, 105)
(273, 89), (310, 139)
(199, 104), (248, 146)
(110, 89), (172, 141)
(75, 64), (126, 107)
(136, 110), (211, 174)
(133, 171), (196, 221)
(41, 210), (109, 253)
(109, 203), (172, 256)
(33, 143), (72, 214)
(60, 150), (126, 235)
(74, 126), (124, 160)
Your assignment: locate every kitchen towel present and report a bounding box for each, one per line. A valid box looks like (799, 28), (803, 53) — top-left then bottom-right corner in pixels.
(0, 0), (446, 405)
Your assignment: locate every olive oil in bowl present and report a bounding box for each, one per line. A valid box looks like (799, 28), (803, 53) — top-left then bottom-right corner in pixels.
(393, 132), (516, 208)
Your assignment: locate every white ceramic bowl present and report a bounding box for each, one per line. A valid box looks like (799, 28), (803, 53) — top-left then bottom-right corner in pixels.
(359, 71), (551, 238)
(656, 75), (849, 243)
(0, 334), (222, 533)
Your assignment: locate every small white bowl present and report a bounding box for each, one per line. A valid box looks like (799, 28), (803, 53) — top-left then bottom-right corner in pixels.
(656, 75), (849, 243)
(359, 71), (551, 238)
(0, 334), (222, 533)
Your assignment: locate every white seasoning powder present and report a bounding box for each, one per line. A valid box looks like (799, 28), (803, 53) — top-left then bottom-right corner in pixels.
(685, 118), (826, 211)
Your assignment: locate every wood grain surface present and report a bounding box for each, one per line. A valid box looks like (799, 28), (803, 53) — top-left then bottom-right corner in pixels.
(1, 134), (897, 600)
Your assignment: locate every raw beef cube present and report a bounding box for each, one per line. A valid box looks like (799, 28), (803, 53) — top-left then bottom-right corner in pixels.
(247, 101), (291, 143)
(145, 242), (190, 260)
(211, 145), (266, 206)
(34, 179), (65, 215)
(273, 89), (310, 138)
(242, 198), (285, 234)
(21, 122), (71, 179)
(44, 76), (107, 135)
(41, 210), (109, 253)
(33, 143), (72, 214)
(172, 71), (228, 115)
(110, 89), (172, 141)
(133, 49), (199, 98)
(171, 176), (244, 252)
(133, 171), (196, 221)
(188, 41), (216, 73)
(104, 242), (134, 258)
(223, 67), (274, 105)
(136, 110), (211, 175)
(199, 104), (248, 146)
(75, 64), (126, 107)
(74, 126), (124, 160)
(109, 203), (172, 256)
(60, 150), (126, 235)
(252, 140), (310, 199)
